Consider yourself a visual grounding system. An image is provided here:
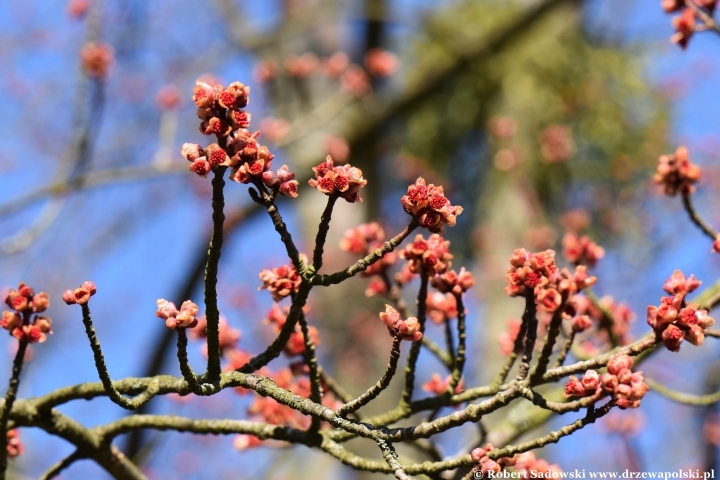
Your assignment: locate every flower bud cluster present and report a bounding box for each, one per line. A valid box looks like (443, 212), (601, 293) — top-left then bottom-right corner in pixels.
(602, 355), (650, 409)
(430, 267), (475, 295)
(422, 373), (464, 395)
(2, 283), (52, 344)
(400, 234), (453, 276)
(340, 222), (397, 277)
(662, 1), (717, 49)
(62, 280), (97, 306)
(308, 156), (367, 203)
(565, 355), (649, 409)
(378, 304), (422, 341)
(259, 262), (303, 302)
(647, 271), (714, 351)
(80, 42), (114, 78)
(505, 248), (596, 313)
(654, 146), (701, 195)
(566, 294), (635, 344)
(426, 292), (458, 324)
(6, 429), (23, 458)
(514, 451), (563, 478)
(155, 299), (199, 329)
(401, 177), (463, 233)
(470, 444), (517, 476)
(562, 232), (605, 267)
(183, 79), (299, 196)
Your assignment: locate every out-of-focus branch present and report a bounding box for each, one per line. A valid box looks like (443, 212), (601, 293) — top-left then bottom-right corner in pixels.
(681, 191), (718, 240)
(646, 378), (720, 406)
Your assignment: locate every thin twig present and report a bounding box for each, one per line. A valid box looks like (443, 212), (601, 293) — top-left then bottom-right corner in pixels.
(204, 167), (227, 381)
(79, 303), (160, 410)
(312, 194), (339, 272)
(298, 312), (323, 432)
(646, 378), (720, 406)
(0, 339), (29, 477)
(681, 191), (718, 240)
(315, 222), (418, 286)
(337, 337), (403, 417)
(377, 439), (413, 480)
(401, 271), (429, 405)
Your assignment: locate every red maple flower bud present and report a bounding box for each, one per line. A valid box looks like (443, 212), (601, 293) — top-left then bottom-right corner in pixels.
(200, 117), (232, 137)
(654, 146), (701, 195)
(378, 304), (422, 341)
(663, 270), (701, 295)
(227, 109), (251, 130)
(572, 315), (593, 332)
(181, 143), (204, 162)
(671, 9), (696, 49)
(192, 80), (217, 109)
(661, 324), (685, 352)
(364, 48), (399, 77)
(259, 261), (303, 302)
(218, 82), (250, 109)
(6, 429), (23, 458)
(205, 143), (232, 167)
(562, 232), (605, 267)
(608, 355), (633, 375)
(63, 281), (97, 305)
(189, 158), (211, 177)
(564, 376), (586, 397)
(80, 42), (114, 78)
(400, 234), (453, 276)
(581, 370), (600, 392)
(401, 177), (463, 234)
(430, 267), (475, 294)
(662, 0), (685, 13)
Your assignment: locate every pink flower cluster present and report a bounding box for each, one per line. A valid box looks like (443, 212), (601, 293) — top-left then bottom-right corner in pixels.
(80, 42), (114, 78)
(182, 79), (299, 197)
(155, 299), (199, 329)
(426, 292), (458, 324)
(647, 270), (714, 351)
(400, 234), (453, 276)
(499, 318), (523, 356)
(263, 303), (320, 357)
(430, 267), (475, 295)
(258, 262), (302, 302)
(422, 373), (464, 395)
(505, 248), (596, 313)
(340, 222), (397, 276)
(514, 452), (563, 478)
(562, 232), (605, 267)
(6, 429), (23, 458)
(470, 444), (517, 476)
(308, 156), (367, 203)
(662, 1), (716, 48)
(565, 355), (649, 409)
(401, 177), (463, 233)
(540, 125), (575, 163)
(2, 283), (52, 344)
(378, 305), (422, 341)
(62, 280), (97, 306)
(567, 294), (635, 345)
(654, 146), (701, 196)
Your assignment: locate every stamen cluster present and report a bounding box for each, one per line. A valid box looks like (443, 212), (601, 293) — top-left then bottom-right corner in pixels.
(2, 282), (52, 344)
(401, 177), (463, 233)
(653, 146), (701, 196)
(308, 156), (367, 203)
(156, 299), (200, 329)
(647, 270), (714, 351)
(378, 304), (422, 341)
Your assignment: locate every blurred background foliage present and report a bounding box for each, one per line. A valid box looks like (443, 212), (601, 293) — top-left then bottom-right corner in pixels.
(2, 0), (720, 478)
